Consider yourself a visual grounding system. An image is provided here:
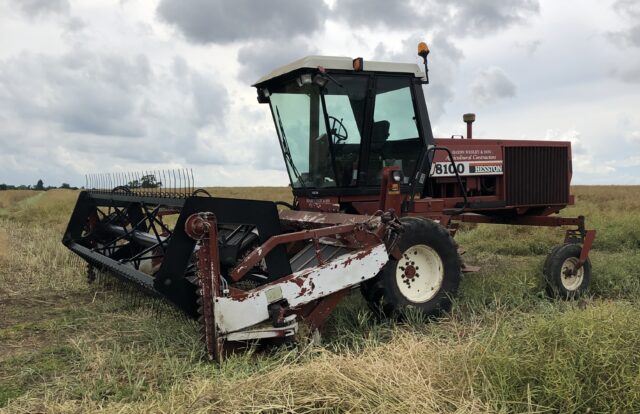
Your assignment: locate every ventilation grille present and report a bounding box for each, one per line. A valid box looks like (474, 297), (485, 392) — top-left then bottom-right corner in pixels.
(505, 146), (570, 206)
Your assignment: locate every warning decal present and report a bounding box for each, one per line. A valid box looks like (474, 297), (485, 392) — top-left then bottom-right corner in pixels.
(430, 161), (503, 177)
(430, 145), (503, 177)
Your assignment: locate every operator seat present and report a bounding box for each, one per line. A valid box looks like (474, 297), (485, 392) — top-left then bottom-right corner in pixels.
(371, 120), (390, 152)
(367, 120), (391, 184)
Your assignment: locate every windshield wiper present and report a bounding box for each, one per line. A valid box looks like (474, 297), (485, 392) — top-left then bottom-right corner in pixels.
(323, 73), (343, 88)
(275, 106), (306, 186)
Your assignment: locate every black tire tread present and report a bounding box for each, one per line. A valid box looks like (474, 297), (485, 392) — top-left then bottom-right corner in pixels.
(362, 217), (461, 317)
(543, 243), (591, 299)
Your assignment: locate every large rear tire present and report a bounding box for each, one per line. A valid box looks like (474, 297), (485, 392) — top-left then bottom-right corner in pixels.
(362, 217), (461, 317)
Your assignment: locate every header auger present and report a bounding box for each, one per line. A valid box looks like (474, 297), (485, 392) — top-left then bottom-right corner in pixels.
(63, 42), (595, 361)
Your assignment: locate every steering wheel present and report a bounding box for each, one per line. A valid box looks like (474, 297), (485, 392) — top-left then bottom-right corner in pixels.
(328, 116), (348, 144)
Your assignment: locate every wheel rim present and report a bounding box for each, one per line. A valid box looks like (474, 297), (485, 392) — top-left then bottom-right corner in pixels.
(395, 244), (443, 303)
(560, 257), (584, 291)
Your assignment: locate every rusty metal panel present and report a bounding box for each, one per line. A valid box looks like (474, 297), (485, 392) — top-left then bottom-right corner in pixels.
(215, 243), (388, 334)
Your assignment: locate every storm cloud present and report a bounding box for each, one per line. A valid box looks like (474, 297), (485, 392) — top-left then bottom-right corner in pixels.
(237, 38), (318, 84)
(11, 0), (69, 18)
(157, 0), (329, 44)
(0, 45), (231, 186)
(333, 0), (539, 35)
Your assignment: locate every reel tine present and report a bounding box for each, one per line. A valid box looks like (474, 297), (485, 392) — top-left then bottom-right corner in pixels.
(172, 170), (177, 198)
(186, 168), (190, 196)
(173, 169), (178, 197)
(182, 168), (187, 196)
(161, 170), (164, 197)
(162, 170), (167, 198)
(185, 168), (190, 197)
(135, 171), (141, 195)
(150, 170), (155, 197)
(166, 169), (170, 197)
(191, 168), (195, 195)
(185, 168), (189, 197)
(143, 170), (148, 195)
(183, 168), (188, 197)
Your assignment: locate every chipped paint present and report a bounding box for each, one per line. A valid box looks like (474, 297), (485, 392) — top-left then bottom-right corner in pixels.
(215, 243), (388, 334)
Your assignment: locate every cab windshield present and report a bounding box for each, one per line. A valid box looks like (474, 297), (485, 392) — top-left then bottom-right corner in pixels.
(269, 74), (367, 188)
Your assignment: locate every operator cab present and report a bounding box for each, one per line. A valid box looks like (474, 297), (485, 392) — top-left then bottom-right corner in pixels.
(254, 56), (434, 197)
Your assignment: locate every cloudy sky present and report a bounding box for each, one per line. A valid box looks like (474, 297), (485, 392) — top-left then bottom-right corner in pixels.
(0, 0), (638, 187)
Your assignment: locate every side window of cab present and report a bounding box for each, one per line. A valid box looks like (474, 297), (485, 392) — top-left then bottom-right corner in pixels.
(366, 76), (421, 185)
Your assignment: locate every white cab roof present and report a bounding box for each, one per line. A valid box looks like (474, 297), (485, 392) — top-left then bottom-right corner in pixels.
(253, 55), (425, 85)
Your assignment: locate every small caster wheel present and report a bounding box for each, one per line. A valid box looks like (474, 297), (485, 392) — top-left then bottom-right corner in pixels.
(544, 243), (591, 299)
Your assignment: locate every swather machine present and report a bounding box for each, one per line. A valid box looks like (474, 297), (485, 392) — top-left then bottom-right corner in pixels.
(63, 42), (595, 361)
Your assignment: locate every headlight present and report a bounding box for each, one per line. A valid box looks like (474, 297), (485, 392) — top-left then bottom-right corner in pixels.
(296, 73), (313, 87)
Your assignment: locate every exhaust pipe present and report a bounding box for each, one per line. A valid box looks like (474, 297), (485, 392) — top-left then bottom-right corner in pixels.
(463, 113), (475, 139)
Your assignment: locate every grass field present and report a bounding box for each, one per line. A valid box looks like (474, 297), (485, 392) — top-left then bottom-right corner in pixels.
(1, 186), (639, 413)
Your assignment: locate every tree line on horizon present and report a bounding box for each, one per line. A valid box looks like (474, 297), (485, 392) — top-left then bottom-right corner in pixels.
(0, 179), (78, 191)
(0, 174), (162, 191)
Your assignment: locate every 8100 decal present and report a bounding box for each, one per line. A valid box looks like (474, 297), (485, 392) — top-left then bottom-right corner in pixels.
(430, 161), (503, 177)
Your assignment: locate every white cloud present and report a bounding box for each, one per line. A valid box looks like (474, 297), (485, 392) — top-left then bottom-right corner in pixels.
(625, 130), (640, 144)
(544, 129), (616, 177)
